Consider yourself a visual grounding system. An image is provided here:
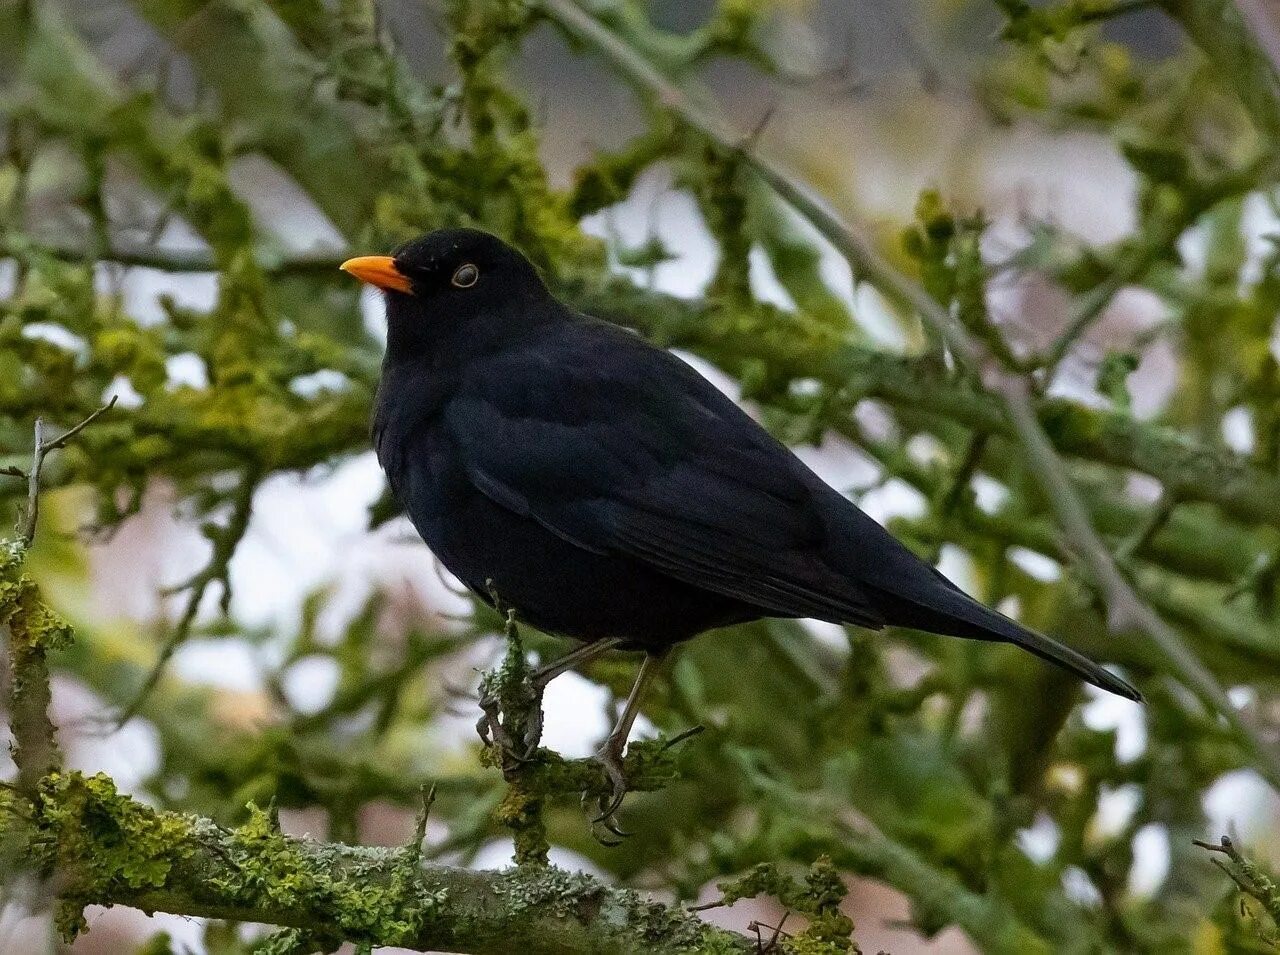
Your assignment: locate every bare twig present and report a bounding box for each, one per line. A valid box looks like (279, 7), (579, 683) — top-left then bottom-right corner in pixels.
(409, 782), (438, 862)
(11, 397), (118, 546)
(115, 467), (258, 726)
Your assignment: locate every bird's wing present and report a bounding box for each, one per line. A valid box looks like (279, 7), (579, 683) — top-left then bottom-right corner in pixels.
(445, 321), (884, 627)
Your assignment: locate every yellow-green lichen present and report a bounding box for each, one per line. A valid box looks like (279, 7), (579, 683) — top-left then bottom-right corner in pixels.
(216, 802), (447, 946)
(706, 857), (857, 955)
(34, 772), (200, 938)
(0, 542), (74, 654)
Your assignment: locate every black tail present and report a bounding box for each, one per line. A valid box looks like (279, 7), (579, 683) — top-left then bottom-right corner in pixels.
(871, 580), (1142, 703)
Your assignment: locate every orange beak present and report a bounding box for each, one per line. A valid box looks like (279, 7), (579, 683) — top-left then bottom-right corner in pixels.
(340, 255), (413, 294)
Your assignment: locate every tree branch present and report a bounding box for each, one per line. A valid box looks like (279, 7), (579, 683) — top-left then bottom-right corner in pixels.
(17, 398), (118, 547)
(1, 233), (345, 276)
(2, 772), (754, 954)
(13, 235), (1280, 535)
(2, 402), (116, 796)
(1164, 0), (1280, 140)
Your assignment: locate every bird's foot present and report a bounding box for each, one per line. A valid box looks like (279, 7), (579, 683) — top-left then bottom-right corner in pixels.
(585, 738), (633, 844)
(475, 683), (543, 769)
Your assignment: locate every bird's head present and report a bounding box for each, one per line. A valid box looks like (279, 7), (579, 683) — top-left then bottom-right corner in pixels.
(341, 228), (550, 358)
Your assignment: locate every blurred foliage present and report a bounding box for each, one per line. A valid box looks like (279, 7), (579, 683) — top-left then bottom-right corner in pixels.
(3, 0), (1280, 951)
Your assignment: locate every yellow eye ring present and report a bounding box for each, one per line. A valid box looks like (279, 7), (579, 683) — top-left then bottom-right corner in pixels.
(452, 263), (479, 288)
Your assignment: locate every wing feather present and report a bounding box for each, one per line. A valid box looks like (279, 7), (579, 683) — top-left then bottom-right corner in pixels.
(447, 320), (882, 625)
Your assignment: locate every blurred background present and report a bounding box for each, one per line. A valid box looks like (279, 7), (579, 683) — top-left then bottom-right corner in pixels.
(3, 0), (1280, 951)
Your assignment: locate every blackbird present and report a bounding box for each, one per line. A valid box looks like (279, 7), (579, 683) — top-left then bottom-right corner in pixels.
(343, 228), (1140, 821)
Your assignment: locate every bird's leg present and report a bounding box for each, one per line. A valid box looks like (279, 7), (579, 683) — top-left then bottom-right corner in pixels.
(592, 651), (665, 833)
(529, 637), (625, 690)
(477, 636), (624, 761)
(518, 637), (624, 755)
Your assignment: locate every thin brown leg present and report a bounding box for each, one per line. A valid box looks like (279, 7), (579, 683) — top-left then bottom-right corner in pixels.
(529, 637), (624, 690)
(593, 651), (665, 828)
(521, 637), (625, 756)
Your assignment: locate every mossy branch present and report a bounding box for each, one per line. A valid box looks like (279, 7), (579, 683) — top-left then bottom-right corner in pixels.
(2, 402), (115, 795)
(1195, 834), (1280, 946)
(0, 772), (757, 955)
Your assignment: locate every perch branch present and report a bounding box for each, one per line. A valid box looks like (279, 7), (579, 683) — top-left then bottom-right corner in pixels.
(0, 773), (755, 955)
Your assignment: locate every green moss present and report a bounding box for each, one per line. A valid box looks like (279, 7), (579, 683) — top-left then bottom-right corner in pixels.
(707, 857), (857, 954)
(0, 542), (73, 654)
(495, 786), (549, 867)
(33, 772), (200, 939)
(217, 802), (448, 945)
(24, 775), (449, 948)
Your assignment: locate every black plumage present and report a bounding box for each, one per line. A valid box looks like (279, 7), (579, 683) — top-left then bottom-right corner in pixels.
(343, 227), (1140, 817)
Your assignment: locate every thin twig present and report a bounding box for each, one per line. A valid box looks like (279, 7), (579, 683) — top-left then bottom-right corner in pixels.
(115, 467), (258, 726)
(1116, 490), (1179, 564)
(407, 783), (438, 863)
(1041, 216), (1184, 375)
(939, 433), (988, 516)
(11, 397), (118, 546)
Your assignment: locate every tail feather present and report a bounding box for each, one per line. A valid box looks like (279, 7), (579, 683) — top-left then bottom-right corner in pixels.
(870, 581), (1143, 703)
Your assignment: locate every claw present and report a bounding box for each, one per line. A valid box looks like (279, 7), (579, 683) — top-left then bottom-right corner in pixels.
(579, 791), (624, 846)
(593, 743), (627, 812)
(520, 694), (544, 759)
(595, 809), (632, 839)
(579, 741), (634, 844)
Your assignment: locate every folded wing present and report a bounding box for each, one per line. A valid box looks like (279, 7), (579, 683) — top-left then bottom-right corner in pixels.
(445, 322), (883, 629)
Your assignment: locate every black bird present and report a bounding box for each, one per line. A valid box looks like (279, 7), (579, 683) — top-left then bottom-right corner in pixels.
(343, 228), (1140, 819)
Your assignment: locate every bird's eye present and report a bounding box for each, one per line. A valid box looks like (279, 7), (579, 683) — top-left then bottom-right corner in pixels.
(451, 263), (479, 288)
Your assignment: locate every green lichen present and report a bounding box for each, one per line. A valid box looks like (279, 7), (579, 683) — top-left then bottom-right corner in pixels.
(217, 802), (448, 946)
(707, 857), (857, 954)
(25, 775), (449, 949)
(33, 772), (200, 939)
(494, 864), (606, 921)
(0, 541), (74, 654)
(493, 866), (750, 954)
(251, 926), (335, 955)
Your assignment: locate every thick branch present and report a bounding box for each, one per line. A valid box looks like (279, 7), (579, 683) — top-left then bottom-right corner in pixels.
(7, 773), (752, 955)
